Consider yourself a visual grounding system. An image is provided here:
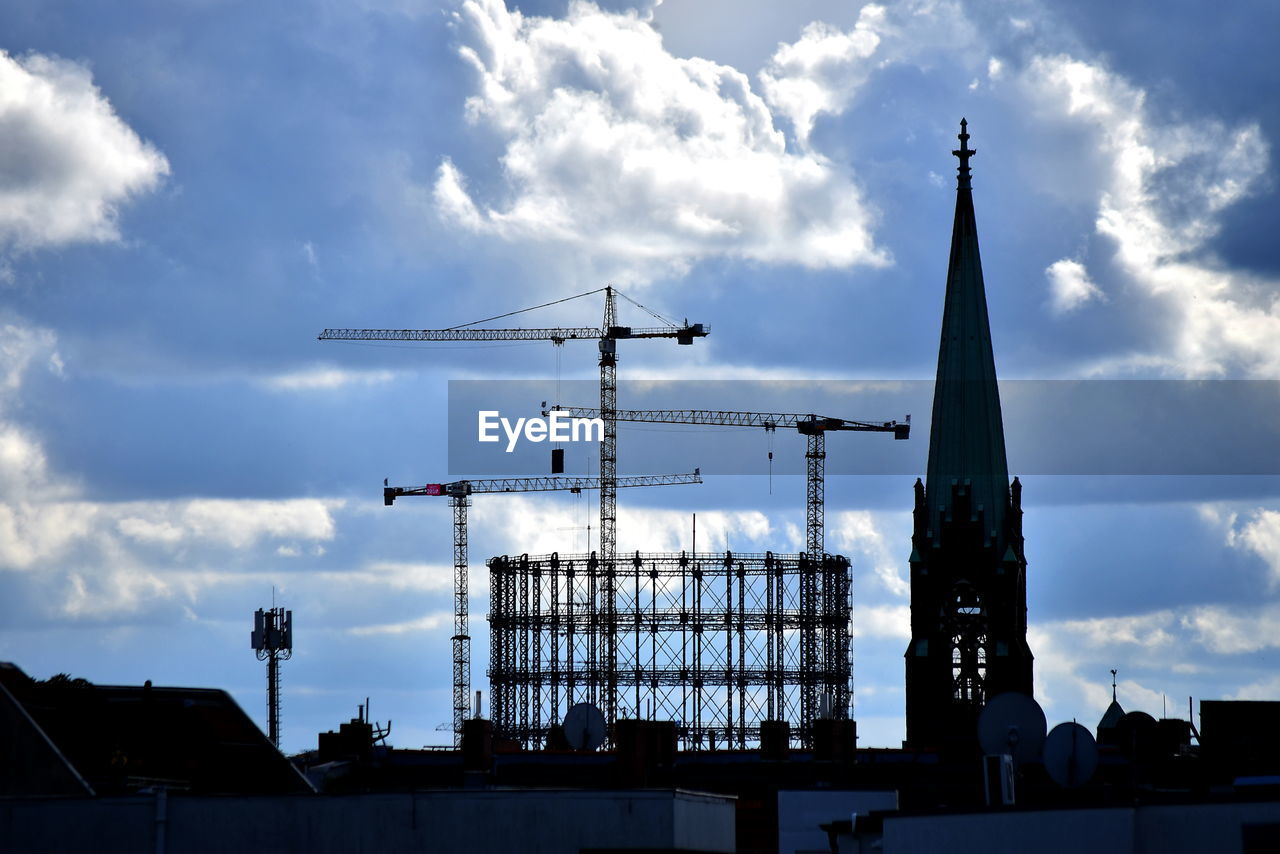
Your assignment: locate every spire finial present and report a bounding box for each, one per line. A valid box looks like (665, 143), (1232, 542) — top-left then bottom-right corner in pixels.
(952, 118), (976, 189)
(1110, 668), (1118, 702)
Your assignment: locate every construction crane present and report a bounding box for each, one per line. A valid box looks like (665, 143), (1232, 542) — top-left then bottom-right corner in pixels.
(322, 286), (708, 727)
(384, 471), (703, 745)
(543, 406), (906, 728)
(542, 407), (909, 558)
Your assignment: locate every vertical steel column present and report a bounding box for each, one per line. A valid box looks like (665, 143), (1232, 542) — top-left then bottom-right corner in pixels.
(650, 562), (658, 715)
(532, 561), (542, 746)
(724, 552), (733, 743)
(519, 557), (530, 741)
(566, 560), (576, 707)
(680, 551), (689, 747)
(488, 557), (504, 735)
(267, 650), (280, 749)
(550, 554), (561, 722)
(451, 494), (470, 747)
(805, 431), (826, 558)
(738, 559), (746, 747)
(693, 558), (703, 745)
(766, 553), (775, 721)
(804, 431), (825, 743)
(839, 558), (853, 719)
(634, 551), (643, 719)
(800, 553), (818, 741)
(587, 553), (598, 707)
(821, 556), (837, 719)
(598, 288), (618, 725)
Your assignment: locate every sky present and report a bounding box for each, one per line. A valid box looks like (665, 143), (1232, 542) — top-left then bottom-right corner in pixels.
(1, 0), (1279, 752)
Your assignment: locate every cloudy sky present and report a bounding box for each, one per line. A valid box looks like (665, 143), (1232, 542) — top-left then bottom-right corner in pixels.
(2, 0), (1279, 752)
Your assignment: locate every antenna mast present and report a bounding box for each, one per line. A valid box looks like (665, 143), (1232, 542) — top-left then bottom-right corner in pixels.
(252, 606), (293, 749)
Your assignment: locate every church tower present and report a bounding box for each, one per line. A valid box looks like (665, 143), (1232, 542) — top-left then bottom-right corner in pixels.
(904, 120), (1034, 749)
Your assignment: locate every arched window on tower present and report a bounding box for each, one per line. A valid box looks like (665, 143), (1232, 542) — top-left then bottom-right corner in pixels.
(947, 581), (988, 705)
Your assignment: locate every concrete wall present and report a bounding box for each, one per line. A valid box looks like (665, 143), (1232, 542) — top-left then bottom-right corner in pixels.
(777, 790), (898, 854)
(882, 807), (1133, 854)
(878, 801), (1280, 854)
(1135, 802), (1280, 854)
(1, 788), (736, 854)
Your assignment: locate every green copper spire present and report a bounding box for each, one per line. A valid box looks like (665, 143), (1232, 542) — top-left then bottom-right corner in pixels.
(924, 119), (1010, 545)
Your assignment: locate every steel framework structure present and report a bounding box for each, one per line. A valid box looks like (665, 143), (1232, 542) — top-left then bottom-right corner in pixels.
(487, 550), (851, 749)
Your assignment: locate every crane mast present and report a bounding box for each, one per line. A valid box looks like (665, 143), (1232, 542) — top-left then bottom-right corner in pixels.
(598, 288), (616, 714)
(384, 471), (702, 744)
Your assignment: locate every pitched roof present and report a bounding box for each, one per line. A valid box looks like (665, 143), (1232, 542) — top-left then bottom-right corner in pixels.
(1098, 699), (1126, 732)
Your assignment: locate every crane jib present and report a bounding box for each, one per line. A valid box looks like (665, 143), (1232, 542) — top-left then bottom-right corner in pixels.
(318, 324), (708, 342)
(382, 472), (703, 505)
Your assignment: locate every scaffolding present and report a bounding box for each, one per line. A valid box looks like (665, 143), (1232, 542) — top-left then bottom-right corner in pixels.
(487, 550), (852, 749)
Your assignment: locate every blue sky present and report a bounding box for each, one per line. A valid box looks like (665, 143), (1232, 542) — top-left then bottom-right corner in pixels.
(2, 0), (1280, 751)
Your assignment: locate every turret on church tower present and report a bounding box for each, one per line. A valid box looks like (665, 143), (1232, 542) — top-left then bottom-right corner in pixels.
(904, 120), (1034, 749)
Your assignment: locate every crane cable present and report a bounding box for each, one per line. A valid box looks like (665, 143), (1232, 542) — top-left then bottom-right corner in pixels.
(614, 289), (681, 328)
(444, 287), (607, 330)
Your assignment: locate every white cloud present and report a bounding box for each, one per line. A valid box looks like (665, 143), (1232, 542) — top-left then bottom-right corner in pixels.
(1050, 611), (1178, 651)
(0, 319), (350, 622)
(854, 603), (909, 640)
(759, 8), (884, 146)
(331, 561), (461, 594)
(118, 498), (342, 549)
(0, 500), (97, 570)
(435, 0), (889, 279)
(1018, 54), (1276, 377)
(0, 322), (62, 394)
(0, 423), (55, 502)
(1180, 602), (1280, 655)
(1045, 258), (1104, 314)
(347, 610), (452, 636)
(0, 51), (169, 251)
(261, 366), (400, 391)
(1223, 507), (1280, 587)
(0, 319), (74, 508)
(830, 509), (908, 596)
(1027, 622), (1174, 723)
(471, 493), (774, 556)
(1232, 674), (1280, 701)
(61, 566), (176, 621)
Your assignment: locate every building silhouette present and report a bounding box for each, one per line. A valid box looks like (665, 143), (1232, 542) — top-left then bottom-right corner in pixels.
(905, 119), (1034, 749)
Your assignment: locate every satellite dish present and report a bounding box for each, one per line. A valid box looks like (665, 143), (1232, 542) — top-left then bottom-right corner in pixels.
(1115, 710), (1159, 762)
(562, 702), (606, 751)
(1043, 722), (1098, 787)
(978, 692), (1046, 764)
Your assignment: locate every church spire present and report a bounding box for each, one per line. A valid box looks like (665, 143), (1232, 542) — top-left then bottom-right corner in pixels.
(905, 120), (1032, 750)
(924, 118), (1010, 549)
